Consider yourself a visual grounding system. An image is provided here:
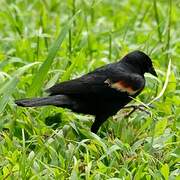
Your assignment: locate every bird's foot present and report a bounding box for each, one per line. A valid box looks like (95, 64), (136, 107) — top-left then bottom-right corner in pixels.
(123, 104), (151, 118)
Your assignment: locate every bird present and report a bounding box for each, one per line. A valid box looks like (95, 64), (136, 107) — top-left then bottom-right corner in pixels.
(15, 50), (157, 133)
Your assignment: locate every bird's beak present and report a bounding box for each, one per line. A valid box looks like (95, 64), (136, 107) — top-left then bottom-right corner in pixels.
(148, 66), (158, 77)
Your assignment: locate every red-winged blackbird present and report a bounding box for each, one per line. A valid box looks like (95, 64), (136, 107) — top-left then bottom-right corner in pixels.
(15, 50), (157, 133)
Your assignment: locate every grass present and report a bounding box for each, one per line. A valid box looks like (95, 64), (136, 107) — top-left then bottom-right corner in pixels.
(0, 0), (179, 179)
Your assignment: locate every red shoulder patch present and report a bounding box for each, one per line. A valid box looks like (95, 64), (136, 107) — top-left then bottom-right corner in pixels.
(105, 79), (140, 95)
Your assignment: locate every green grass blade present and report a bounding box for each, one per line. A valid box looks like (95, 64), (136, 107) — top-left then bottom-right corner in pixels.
(148, 58), (171, 105)
(27, 12), (80, 97)
(0, 62), (39, 113)
(153, 0), (162, 43)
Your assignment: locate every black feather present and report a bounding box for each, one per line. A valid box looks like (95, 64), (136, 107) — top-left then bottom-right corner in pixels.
(15, 50), (157, 133)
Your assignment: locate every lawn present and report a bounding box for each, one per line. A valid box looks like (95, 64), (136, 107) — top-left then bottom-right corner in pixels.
(0, 0), (179, 179)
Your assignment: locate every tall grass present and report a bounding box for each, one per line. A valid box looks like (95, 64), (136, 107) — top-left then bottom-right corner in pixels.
(0, 0), (179, 179)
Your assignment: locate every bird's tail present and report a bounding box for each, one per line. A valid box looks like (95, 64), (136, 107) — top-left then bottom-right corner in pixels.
(15, 95), (72, 107)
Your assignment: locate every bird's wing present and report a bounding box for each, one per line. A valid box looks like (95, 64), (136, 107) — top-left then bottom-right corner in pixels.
(104, 72), (145, 95)
(47, 69), (145, 96)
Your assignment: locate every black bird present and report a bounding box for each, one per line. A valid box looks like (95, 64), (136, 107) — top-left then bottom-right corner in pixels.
(15, 50), (157, 133)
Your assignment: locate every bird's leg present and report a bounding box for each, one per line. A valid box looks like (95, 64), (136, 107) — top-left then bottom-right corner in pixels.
(91, 121), (101, 134)
(123, 105), (151, 118)
(91, 115), (108, 134)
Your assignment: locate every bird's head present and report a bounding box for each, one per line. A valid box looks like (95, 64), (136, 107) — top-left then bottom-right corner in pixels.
(122, 50), (157, 77)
